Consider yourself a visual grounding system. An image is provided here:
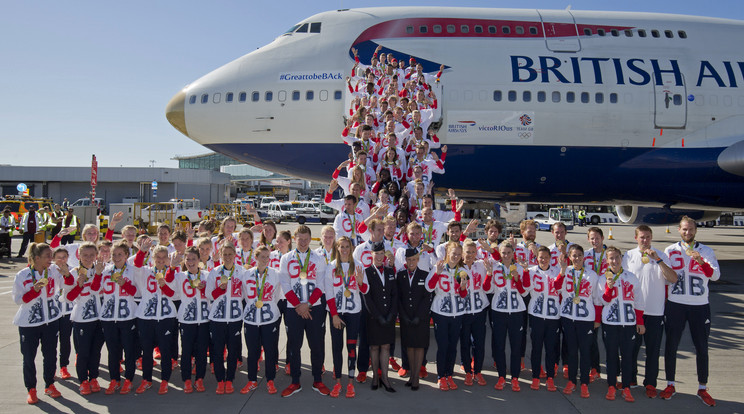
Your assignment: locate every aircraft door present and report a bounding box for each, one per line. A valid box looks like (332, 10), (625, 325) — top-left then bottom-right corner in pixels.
(654, 72), (687, 128)
(537, 10), (581, 52)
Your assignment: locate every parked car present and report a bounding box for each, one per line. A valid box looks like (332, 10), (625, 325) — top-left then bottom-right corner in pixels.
(71, 197), (106, 214)
(266, 201), (295, 223)
(295, 202), (336, 225)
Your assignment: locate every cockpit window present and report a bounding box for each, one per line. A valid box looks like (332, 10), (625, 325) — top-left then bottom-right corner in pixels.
(282, 24), (300, 36)
(296, 23), (309, 33)
(310, 22), (321, 33)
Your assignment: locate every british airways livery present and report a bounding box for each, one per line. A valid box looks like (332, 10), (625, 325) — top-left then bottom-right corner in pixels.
(165, 7), (744, 224)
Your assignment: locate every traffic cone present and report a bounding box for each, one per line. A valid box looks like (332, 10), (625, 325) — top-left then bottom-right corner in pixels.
(666, 226), (671, 234)
(608, 227), (615, 240)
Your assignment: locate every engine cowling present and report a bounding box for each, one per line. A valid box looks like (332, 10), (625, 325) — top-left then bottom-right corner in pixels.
(615, 206), (721, 225)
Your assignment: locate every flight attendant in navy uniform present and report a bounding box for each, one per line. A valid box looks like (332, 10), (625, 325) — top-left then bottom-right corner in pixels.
(660, 216), (720, 407)
(362, 241), (398, 392)
(396, 248), (432, 391)
(13, 243), (65, 404)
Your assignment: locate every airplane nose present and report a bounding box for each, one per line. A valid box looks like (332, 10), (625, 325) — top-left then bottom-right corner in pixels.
(166, 89), (188, 137)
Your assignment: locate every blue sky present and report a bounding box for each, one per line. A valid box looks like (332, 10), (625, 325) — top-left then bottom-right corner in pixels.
(1, 0), (741, 168)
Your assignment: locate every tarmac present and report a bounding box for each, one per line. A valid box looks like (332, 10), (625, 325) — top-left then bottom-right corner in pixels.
(0, 222), (742, 413)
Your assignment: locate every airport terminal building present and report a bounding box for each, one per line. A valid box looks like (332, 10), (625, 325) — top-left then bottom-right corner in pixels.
(0, 165), (230, 208)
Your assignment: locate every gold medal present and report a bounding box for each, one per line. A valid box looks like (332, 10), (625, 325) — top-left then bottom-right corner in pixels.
(112, 272), (121, 283)
(556, 240), (564, 249)
(605, 271), (614, 281)
(156, 272), (164, 280)
(243, 264), (251, 270)
(344, 289), (352, 298)
(220, 275), (229, 285)
(190, 279), (200, 289)
(255, 300), (264, 309)
(459, 270), (468, 280)
(573, 296), (580, 304)
(642, 256), (650, 264)
(198, 262), (205, 270)
(686, 248), (694, 256)
(39, 277), (48, 287)
(299, 271), (307, 279)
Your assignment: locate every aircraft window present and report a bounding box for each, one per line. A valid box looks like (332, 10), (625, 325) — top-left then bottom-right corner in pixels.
(581, 92), (589, 103)
(201, 94), (208, 104)
(406, 26), (414, 34)
(239, 92), (246, 102)
(611, 29), (619, 37)
(282, 24), (301, 36)
(226, 92), (233, 102)
(516, 26), (524, 35)
(610, 93), (618, 103)
(624, 30), (633, 37)
(502, 26), (510, 34)
(508, 90), (517, 102)
(595, 93), (604, 104)
(433, 25), (442, 34)
(523, 91), (531, 102)
(537, 91), (546, 102)
(493, 90), (502, 101)
(583, 28), (592, 36)
(488, 26), (497, 34)
(334, 90), (342, 100)
(461, 25), (469, 34)
(723, 95), (732, 107)
(651, 30), (660, 38)
(665, 30), (673, 38)
(306, 90), (314, 100)
(278, 90), (286, 102)
(265, 91), (273, 101)
(319, 90), (328, 101)
(673, 94), (682, 105)
(637, 29), (646, 37)
(475, 25), (483, 33)
(213, 93), (221, 103)
(296, 23), (308, 33)
(597, 29), (606, 36)
(419, 25), (428, 33)
(552, 91), (561, 102)
(292, 91), (300, 101)
(710, 95), (718, 106)
(566, 92), (575, 103)
(310, 22), (321, 33)
(189, 95), (196, 104)
(529, 26), (538, 35)
(447, 25), (455, 33)
(678, 30), (687, 39)
(251, 92), (259, 102)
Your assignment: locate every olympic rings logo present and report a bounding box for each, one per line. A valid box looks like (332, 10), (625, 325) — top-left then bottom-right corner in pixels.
(518, 132), (532, 139)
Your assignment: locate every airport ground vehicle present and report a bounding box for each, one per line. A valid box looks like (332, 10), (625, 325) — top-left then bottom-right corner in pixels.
(266, 201), (295, 223)
(295, 201), (336, 225)
(134, 199), (207, 232)
(535, 208), (575, 231)
(71, 197), (106, 214)
(0, 196), (54, 226)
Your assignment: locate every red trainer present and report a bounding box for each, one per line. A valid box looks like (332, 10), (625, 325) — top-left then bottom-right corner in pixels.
(464, 373), (474, 386)
(79, 380), (92, 396)
(511, 377), (521, 392)
(419, 366), (428, 379)
(398, 368), (409, 377)
(494, 377), (506, 391)
(356, 371), (367, 383)
(215, 381), (225, 395)
(105, 380), (120, 395)
(281, 383), (302, 397)
(312, 381), (330, 395)
(447, 376), (458, 390)
(622, 387), (634, 402)
(606, 385), (616, 400)
(45, 384), (62, 398)
(438, 378), (449, 391)
(389, 357), (401, 371)
(697, 389), (716, 407)
(589, 368), (600, 383)
(27, 388), (38, 404)
(266, 380), (277, 394)
(120, 379), (133, 395)
(59, 367), (72, 380)
(475, 373), (487, 386)
(330, 383), (342, 398)
(580, 384), (590, 398)
(224, 381), (234, 394)
(183, 379), (193, 394)
(158, 381), (169, 395)
(241, 381), (258, 394)
(284, 364), (290, 376)
(154, 347), (161, 360)
(563, 365), (569, 379)
(89, 378), (101, 393)
(546, 377), (557, 392)
(563, 381), (575, 395)
(195, 378), (206, 393)
(136, 380), (152, 394)
(645, 385), (658, 398)
(345, 383), (355, 398)
(539, 366), (547, 379)
(530, 378), (540, 390)
(659, 385), (676, 400)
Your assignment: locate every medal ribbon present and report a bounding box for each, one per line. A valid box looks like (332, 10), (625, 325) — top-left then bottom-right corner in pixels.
(424, 222), (434, 244)
(221, 265), (235, 281)
(593, 249), (605, 274)
(255, 267), (268, 301)
(31, 267), (48, 283)
(188, 270), (201, 288)
(573, 267), (585, 299)
(241, 249), (253, 267)
(295, 249), (310, 275)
